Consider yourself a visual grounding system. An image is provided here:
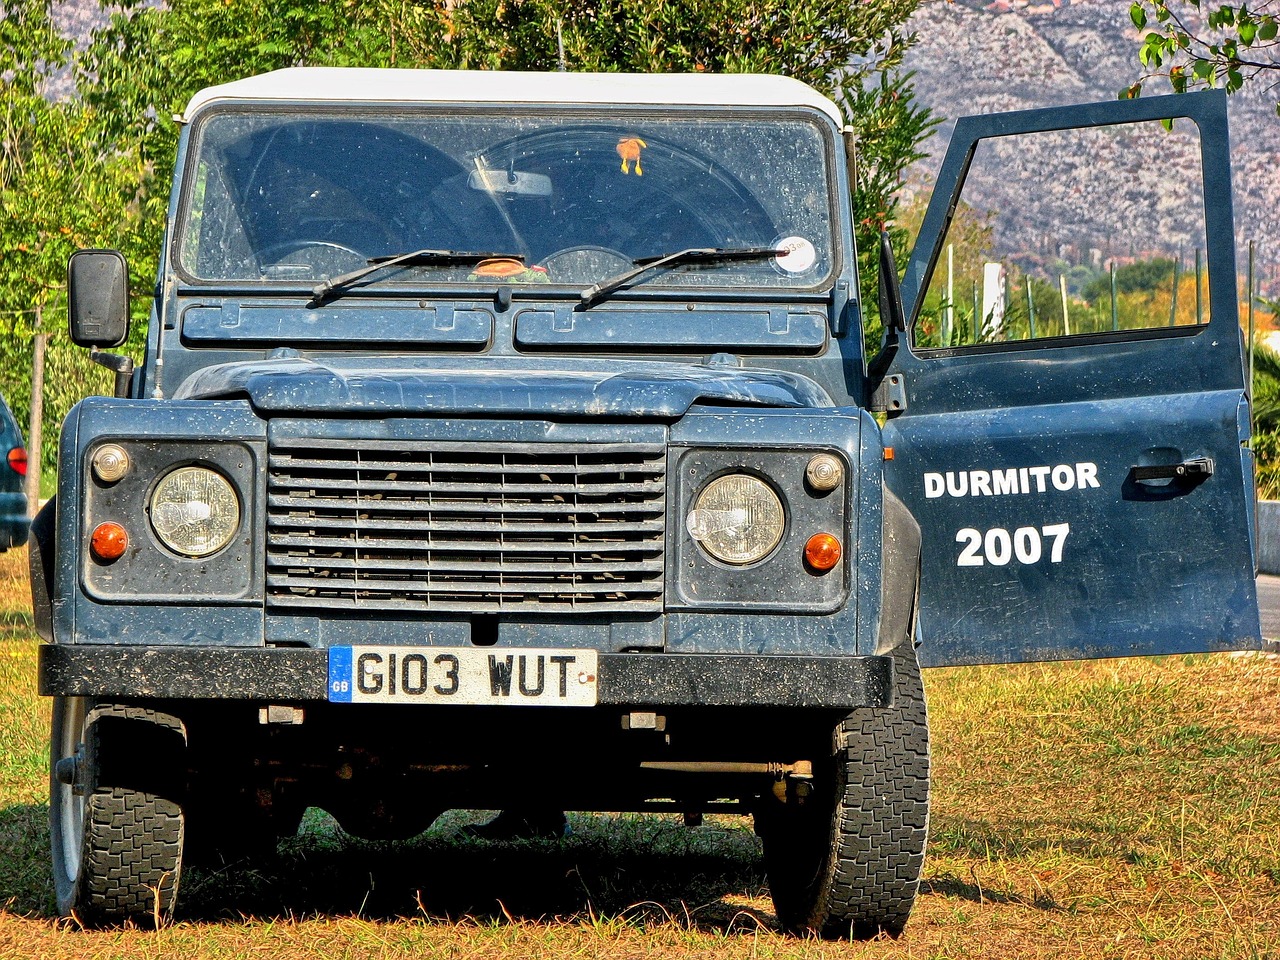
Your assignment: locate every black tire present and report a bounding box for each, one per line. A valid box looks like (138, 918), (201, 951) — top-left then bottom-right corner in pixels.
(50, 699), (187, 926)
(757, 639), (930, 939)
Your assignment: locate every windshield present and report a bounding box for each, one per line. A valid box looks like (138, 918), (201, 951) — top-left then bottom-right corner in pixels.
(177, 107), (837, 292)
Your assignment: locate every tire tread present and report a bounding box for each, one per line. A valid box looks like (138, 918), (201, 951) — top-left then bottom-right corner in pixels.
(759, 643), (930, 940)
(55, 702), (186, 926)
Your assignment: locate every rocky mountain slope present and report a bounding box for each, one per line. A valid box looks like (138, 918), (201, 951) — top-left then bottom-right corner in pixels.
(902, 0), (1278, 296)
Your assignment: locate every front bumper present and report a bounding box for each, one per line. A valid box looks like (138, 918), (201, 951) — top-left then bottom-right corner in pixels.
(39, 645), (893, 710)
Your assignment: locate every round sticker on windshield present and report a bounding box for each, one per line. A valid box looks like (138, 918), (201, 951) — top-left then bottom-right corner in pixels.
(774, 236), (817, 275)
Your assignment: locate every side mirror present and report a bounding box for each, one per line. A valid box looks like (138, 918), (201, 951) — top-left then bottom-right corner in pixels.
(67, 249), (129, 348)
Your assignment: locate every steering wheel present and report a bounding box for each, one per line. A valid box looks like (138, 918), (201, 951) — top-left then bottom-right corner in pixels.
(256, 240), (366, 279)
(538, 245), (633, 284)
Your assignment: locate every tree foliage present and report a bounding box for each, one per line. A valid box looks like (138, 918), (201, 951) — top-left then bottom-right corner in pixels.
(1, 1), (136, 486)
(2, 0), (935, 478)
(844, 70), (939, 345)
(1125, 0), (1280, 110)
(78, 0), (925, 173)
(1250, 334), (1280, 498)
(1080, 257), (1175, 300)
(902, 194), (995, 348)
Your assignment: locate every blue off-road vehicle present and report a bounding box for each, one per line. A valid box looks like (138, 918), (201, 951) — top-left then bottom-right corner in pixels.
(35, 69), (1259, 937)
(0, 397), (28, 550)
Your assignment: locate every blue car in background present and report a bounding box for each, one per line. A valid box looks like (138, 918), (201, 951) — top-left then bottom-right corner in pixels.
(0, 397), (29, 550)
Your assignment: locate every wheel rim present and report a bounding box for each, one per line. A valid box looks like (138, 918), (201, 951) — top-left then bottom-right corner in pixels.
(51, 696), (87, 891)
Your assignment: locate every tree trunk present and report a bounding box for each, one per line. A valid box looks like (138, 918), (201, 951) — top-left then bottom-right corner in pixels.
(26, 308), (45, 519)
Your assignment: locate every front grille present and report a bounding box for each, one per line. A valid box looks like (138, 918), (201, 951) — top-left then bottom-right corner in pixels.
(266, 440), (666, 612)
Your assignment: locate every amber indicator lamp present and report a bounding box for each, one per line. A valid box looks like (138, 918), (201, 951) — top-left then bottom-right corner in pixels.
(804, 532), (842, 571)
(90, 522), (129, 562)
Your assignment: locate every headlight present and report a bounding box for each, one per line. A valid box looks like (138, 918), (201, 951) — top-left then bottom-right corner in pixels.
(687, 473), (785, 565)
(149, 466), (241, 557)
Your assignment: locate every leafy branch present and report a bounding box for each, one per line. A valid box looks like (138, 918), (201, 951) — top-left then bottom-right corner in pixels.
(1125, 0), (1280, 110)
(2, 0), (939, 478)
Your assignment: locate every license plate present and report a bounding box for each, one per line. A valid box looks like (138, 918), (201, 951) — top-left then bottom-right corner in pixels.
(327, 645), (599, 706)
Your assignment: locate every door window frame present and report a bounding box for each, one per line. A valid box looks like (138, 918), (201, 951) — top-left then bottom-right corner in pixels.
(899, 91), (1237, 360)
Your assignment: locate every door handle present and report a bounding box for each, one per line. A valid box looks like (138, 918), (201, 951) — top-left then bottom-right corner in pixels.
(1130, 457), (1215, 483)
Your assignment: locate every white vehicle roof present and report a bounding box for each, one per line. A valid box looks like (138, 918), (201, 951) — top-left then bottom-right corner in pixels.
(181, 67), (844, 125)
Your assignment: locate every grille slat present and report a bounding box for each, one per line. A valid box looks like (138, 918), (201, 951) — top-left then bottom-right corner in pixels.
(268, 556), (664, 574)
(267, 520), (664, 539)
(268, 451), (665, 473)
(268, 532), (663, 554)
(268, 493), (664, 517)
(263, 595), (654, 614)
(269, 574), (665, 595)
(266, 441), (666, 613)
(272, 477), (665, 497)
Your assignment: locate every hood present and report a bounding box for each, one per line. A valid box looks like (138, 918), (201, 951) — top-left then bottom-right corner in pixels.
(172, 357), (833, 418)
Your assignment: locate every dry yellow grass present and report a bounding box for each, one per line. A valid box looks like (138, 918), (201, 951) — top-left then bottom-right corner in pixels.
(1, 545), (1277, 959)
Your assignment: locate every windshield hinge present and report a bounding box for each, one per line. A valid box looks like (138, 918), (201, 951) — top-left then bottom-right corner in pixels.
(869, 373), (907, 415)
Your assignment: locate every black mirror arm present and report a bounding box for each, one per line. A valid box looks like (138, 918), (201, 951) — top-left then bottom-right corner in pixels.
(90, 348), (135, 399)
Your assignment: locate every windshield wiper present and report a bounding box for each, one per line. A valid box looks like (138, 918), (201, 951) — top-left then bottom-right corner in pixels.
(578, 246), (784, 308)
(308, 249), (524, 306)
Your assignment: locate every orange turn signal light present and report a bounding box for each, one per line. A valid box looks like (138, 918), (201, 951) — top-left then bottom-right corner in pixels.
(90, 522), (129, 562)
(804, 533), (842, 571)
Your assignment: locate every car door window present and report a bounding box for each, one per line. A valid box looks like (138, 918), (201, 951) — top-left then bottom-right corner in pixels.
(911, 120), (1210, 351)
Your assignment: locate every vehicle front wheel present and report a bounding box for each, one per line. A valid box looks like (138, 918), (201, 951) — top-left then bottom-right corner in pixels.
(756, 640), (930, 939)
(50, 698), (187, 926)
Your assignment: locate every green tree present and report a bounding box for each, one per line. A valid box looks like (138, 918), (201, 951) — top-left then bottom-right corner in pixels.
(845, 70), (939, 349)
(3, 0), (936, 476)
(1250, 338), (1280, 498)
(0, 1), (150, 481)
(1125, 0), (1279, 111)
(904, 195), (995, 348)
(1080, 258), (1175, 301)
(76, 0), (932, 330)
(75, 0), (926, 173)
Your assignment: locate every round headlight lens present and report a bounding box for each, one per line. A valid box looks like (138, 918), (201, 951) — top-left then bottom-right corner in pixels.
(687, 474), (785, 565)
(149, 466), (240, 558)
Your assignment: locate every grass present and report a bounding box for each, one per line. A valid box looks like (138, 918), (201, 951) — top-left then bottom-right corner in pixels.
(1, 544), (1279, 958)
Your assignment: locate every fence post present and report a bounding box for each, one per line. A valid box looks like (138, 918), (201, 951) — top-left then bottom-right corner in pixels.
(1026, 276), (1037, 339)
(1250, 240), (1256, 430)
(1059, 274), (1070, 336)
(1110, 262), (1118, 331)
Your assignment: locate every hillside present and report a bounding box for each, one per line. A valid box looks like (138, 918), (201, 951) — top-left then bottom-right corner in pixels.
(902, 0), (1279, 298)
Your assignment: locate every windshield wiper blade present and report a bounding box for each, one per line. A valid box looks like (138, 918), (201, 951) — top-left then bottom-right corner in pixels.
(578, 246), (783, 308)
(309, 249), (524, 306)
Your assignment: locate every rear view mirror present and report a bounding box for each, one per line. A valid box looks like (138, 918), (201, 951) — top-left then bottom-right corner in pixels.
(67, 249), (129, 348)
(468, 168), (553, 197)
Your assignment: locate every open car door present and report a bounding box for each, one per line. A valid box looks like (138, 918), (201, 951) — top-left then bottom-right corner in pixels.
(882, 90), (1260, 667)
